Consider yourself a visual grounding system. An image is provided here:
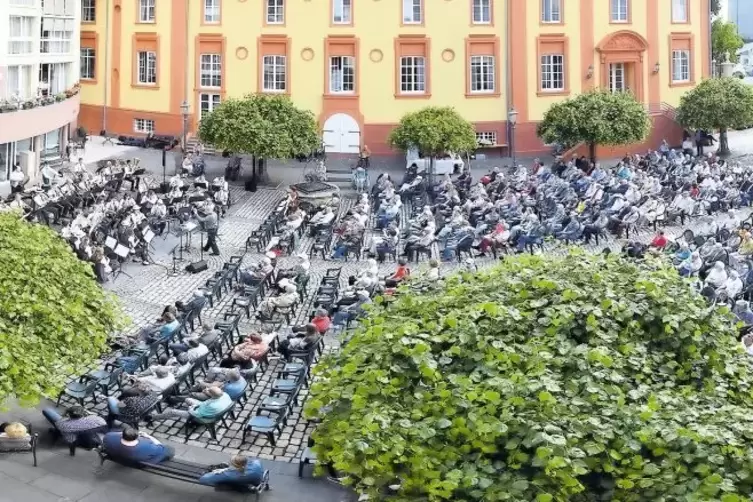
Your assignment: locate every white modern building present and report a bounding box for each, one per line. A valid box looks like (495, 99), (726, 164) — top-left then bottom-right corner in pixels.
(0, 0), (81, 184)
(729, 0), (753, 41)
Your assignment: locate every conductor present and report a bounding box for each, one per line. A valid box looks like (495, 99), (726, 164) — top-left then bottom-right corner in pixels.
(194, 206), (220, 256)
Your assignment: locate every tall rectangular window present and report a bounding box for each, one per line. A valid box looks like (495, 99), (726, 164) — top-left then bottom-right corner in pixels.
(40, 18), (74, 54)
(200, 54), (222, 88)
(134, 119), (155, 134)
(5, 65), (34, 100)
(137, 51), (157, 84)
(672, 0), (688, 23)
(472, 0), (491, 24)
(204, 0), (220, 23)
(672, 50), (690, 82)
(542, 0), (561, 23)
(329, 56), (355, 93)
(139, 0), (155, 22)
(470, 55), (495, 93)
(400, 56), (426, 93)
(8, 16), (35, 55)
(611, 0), (628, 22)
(540, 54), (564, 91)
(267, 0), (284, 24)
(200, 93), (221, 119)
(82, 0), (96, 22)
(262, 55), (287, 92)
(80, 48), (96, 80)
(403, 0), (422, 24)
(332, 0), (352, 24)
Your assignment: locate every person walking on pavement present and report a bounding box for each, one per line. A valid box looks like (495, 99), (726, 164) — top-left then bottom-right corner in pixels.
(194, 206), (220, 256)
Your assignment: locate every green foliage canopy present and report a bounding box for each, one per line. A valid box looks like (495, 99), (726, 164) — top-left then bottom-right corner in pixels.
(711, 19), (744, 65)
(536, 89), (651, 154)
(676, 77), (753, 132)
(197, 93), (320, 160)
(0, 214), (123, 406)
(305, 252), (753, 502)
(388, 106), (477, 157)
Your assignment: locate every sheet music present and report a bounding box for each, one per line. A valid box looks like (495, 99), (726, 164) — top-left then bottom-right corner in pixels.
(105, 236), (117, 249)
(143, 229), (155, 243)
(114, 244), (130, 257)
(182, 222), (197, 232)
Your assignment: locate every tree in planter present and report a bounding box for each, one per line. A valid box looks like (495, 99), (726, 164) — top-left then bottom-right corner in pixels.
(537, 89), (651, 163)
(0, 214), (123, 407)
(676, 77), (753, 156)
(305, 252), (753, 502)
(388, 106), (477, 181)
(197, 94), (320, 185)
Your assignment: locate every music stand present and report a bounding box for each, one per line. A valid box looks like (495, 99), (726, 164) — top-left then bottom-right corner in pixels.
(101, 130), (115, 146)
(111, 244), (133, 281)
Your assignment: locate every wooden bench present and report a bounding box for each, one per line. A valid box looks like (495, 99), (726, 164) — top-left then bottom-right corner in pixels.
(97, 448), (271, 499)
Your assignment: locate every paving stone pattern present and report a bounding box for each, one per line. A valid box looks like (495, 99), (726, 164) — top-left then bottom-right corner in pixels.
(55, 167), (752, 464)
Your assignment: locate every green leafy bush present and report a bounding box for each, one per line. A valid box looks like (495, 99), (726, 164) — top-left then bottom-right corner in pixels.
(0, 214), (123, 407)
(305, 252), (753, 501)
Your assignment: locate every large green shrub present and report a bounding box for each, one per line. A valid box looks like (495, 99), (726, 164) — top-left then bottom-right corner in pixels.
(0, 213), (123, 406)
(305, 252), (753, 501)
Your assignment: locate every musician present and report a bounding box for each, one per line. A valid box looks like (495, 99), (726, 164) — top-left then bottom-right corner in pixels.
(9, 164), (25, 194)
(150, 199), (168, 235)
(72, 158), (86, 174)
(181, 154), (194, 176)
(212, 176), (228, 192)
(33, 191), (60, 225)
(123, 159), (138, 191)
(169, 173), (184, 189)
(194, 174), (209, 190)
(122, 193), (138, 210)
(142, 190), (159, 208)
(214, 186), (229, 217)
(92, 247), (112, 283)
(105, 194), (123, 214)
(194, 206), (220, 256)
(41, 164), (63, 188)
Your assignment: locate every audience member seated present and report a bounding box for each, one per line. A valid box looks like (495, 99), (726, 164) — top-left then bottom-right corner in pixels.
(239, 258), (273, 287)
(332, 290), (372, 329)
(184, 368), (247, 401)
(199, 454), (265, 488)
(302, 308), (331, 335)
(278, 324), (320, 360)
(42, 405), (106, 449)
(256, 283), (298, 319)
(169, 323), (220, 354)
(102, 426), (175, 464)
(107, 387), (161, 426)
(138, 312), (180, 344)
(0, 422), (32, 452)
(150, 386), (231, 422)
(220, 334), (269, 369)
(127, 366), (176, 393)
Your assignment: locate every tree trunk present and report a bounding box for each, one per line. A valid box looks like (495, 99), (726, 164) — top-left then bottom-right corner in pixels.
(429, 156), (435, 187)
(257, 157), (270, 184)
(588, 142), (597, 164)
(718, 127), (730, 157)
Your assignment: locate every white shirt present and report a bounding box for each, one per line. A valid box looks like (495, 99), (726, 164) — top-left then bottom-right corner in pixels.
(186, 343), (209, 362)
(138, 373), (176, 393)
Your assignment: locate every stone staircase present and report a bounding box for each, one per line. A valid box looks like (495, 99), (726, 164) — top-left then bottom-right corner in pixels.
(186, 136), (218, 156)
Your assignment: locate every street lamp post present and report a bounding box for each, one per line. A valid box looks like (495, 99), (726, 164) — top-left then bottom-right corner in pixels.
(180, 100), (190, 155)
(508, 108), (518, 168)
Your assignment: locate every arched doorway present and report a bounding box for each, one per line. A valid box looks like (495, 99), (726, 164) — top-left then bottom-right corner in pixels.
(596, 31), (649, 102)
(322, 113), (360, 154)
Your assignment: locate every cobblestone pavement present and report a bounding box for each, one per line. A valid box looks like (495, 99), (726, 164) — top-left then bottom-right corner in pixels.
(50, 132), (753, 464)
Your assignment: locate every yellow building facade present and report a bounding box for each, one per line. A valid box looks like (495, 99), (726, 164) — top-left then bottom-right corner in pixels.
(78, 0), (710, 156)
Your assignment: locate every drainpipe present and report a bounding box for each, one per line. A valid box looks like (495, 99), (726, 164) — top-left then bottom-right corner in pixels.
(505, 0), (512, 159)
(102, 0), (110, 134)
(184, 0), (190, 148)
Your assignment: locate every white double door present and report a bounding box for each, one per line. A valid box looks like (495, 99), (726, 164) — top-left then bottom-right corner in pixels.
(609, 63), (627, 93)
(322, 113), (360, 154)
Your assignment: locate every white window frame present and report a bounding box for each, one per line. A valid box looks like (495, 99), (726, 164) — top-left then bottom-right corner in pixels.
(609, 63), (626, 93)
(199, 93), (222, 120)
(204, 0), (220, 23)
(332, 0), (352, 24)
(671, 0), (688, 23)
(472, 0), (491, 24)
(262, 55), (287, 93)
(540, 54), (564, 92)
(266, 0), (284, 24)
(200, 54), (222, 88)
(476, 131), (497, 145)
(470, 55), (495, 93)
(402, 0), (422, 24)
(399, 56), (426, 94)
(611, 0), (628, 22)
(81, 47), (96, 80)
(139, 0), (155, 23)
(8, 16), (35, 55)
(672, 49), (690, 83)
(542, 0), (561, 23)
(82, 0), (96, 22)
(137, 51), (157, 85)
(329, 56), (355, 94)
(134, 119), (155, 134)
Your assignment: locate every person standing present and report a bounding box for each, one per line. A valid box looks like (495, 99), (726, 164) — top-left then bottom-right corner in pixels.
(195, 206), (220, 256)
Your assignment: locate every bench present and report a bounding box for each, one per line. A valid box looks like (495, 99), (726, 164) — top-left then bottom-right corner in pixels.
(97, 448), (271, 499)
